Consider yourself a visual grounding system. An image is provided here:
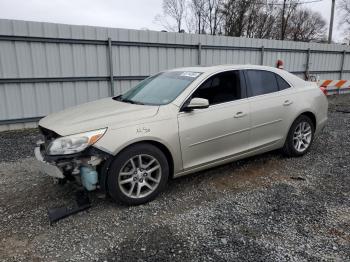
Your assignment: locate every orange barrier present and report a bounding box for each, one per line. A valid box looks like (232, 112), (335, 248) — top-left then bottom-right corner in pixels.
(318, 80), (350, 95)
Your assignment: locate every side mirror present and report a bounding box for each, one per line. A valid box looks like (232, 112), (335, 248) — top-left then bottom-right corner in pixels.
(183, 98), (209, 112)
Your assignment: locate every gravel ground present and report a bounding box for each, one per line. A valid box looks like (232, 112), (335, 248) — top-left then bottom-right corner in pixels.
(0, 95), (349, 262)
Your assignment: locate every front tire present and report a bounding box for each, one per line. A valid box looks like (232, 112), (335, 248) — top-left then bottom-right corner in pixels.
(282, 115), (315, 157)
(107, 143), (169, 205)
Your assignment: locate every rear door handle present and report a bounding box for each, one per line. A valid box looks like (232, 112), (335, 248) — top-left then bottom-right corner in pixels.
(283, 100), (293, 106)
(234, 111), (246, 118)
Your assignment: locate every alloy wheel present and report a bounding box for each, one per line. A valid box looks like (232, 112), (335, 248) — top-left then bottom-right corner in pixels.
(118, 154), (162, 199)
(293, 121), (312, 153)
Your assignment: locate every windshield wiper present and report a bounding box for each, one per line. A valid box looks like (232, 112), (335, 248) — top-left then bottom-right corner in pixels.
(120, 98), (144, 105)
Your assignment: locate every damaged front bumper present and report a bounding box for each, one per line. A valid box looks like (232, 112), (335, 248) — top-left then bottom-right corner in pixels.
(34, 146), (65, 178)
(34, 140), (111, 191)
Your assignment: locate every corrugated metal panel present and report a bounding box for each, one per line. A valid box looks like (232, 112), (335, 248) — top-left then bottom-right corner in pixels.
(1, 18), (350, 130)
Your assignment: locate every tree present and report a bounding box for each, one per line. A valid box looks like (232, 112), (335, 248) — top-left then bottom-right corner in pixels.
(155, 0), (186, 32)
(279, 0), (300, 40)
(253, 2), (279, 39)
(339, 0), (350, 30)
(221, 0), (278, 38)
(154, 0), (327, 42)
(204, 0), (224, 35)
(287, 8), (326, 42)
(190, 0), (206, 34)
(221, 0), (252, 37)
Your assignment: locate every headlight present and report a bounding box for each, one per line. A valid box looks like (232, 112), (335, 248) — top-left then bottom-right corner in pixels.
(47, 128), (107, 155)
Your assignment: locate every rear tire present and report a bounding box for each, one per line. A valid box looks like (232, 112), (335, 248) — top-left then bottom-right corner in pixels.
(107, 143), (169, 205)
(282, 115), (315, 157)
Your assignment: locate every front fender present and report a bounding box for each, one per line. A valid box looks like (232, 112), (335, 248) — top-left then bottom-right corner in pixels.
(94, 117), (183, 174)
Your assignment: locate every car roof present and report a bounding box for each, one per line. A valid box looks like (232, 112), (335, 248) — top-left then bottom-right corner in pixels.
(168, 64), (279, 73)
(168, 64), (307, 87)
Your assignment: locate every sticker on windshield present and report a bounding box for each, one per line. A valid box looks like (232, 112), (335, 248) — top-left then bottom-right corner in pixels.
(180, 72), (200, 78)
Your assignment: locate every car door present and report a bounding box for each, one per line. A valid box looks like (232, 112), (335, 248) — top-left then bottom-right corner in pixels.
(177, 70), (250, 170)
(244, 69), (293, 149)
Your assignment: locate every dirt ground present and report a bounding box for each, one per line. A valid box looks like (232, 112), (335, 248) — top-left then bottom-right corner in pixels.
(0, 95), (349, 261)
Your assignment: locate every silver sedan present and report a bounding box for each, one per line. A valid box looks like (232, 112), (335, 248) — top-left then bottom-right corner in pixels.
(36, 65), (328, 205)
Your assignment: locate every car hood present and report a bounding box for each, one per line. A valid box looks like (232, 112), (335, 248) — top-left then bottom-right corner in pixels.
(39, 98), (159, 136)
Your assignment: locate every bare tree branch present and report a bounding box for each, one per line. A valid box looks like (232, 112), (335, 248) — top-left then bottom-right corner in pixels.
(155, 0), (186, 32)
(155, 0), (327, 42)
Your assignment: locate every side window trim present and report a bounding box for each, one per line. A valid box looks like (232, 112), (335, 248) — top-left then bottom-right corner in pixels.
(242, 70), (249, 97)
(274, 74), (281, 91)
(239, 70), (248, 99)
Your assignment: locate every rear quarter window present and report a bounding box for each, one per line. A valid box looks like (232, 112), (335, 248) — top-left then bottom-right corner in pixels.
(276, 74), (291, 90)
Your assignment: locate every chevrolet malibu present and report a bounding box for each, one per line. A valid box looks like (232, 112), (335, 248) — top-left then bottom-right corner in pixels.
(35, 65), (328, 205)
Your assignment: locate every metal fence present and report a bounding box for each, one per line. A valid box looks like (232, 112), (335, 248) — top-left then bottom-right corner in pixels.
(1, 19), (350, 130)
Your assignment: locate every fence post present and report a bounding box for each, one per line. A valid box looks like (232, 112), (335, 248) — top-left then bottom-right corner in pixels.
(261, 46), (264, 65)
(107, 37), (115, 96)
(305, 48), (310, 80)
(340, 50), (346, 80)
(198, 42), (202, 65)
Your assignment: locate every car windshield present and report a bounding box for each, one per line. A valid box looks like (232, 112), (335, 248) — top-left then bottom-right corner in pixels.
(115, 71), (202, 105)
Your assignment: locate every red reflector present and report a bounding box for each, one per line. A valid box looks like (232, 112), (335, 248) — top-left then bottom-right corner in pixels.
(319, 86), (327, 96)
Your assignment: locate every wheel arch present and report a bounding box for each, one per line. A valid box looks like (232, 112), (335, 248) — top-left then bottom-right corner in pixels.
(289, 110), (317, 132)
(99, 139), (175, 195)
(299, 111), (316, 129)
(282, 110), (317, 145)
(137, 140), (175, 178)
(281, 110), (316, 156)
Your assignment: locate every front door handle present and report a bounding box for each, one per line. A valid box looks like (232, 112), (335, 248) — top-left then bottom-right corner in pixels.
(234, 111), (246, 118)
(283, 100), (293, 106)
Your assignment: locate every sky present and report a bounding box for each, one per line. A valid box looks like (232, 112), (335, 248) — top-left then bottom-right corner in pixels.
(0, 0), (344, 42)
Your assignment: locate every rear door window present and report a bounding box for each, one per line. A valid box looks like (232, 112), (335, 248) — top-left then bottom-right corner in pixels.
(245, 70), (279, 97)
